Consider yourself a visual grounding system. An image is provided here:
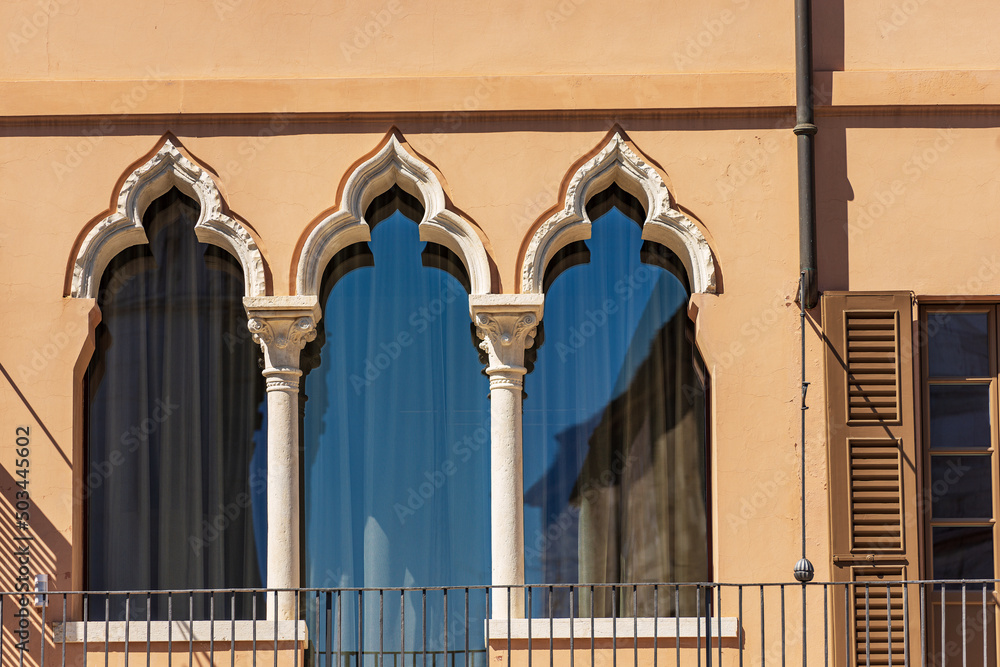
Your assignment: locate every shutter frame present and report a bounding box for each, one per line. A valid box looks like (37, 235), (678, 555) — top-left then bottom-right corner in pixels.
(824, 292), (921, 666)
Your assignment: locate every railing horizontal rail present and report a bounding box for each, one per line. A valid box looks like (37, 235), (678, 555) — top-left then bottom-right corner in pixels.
(0, 580), (996, 667)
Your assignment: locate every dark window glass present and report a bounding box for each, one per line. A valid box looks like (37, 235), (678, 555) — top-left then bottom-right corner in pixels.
(930, 455), (993, 519)
(522, 207), (708, 618)
(927, 312), (989, 378)
(86, 189), (266, 620)
(932, 526), (995, 583)
(302, 209), (489, 664)
(928, 384), (992, 449)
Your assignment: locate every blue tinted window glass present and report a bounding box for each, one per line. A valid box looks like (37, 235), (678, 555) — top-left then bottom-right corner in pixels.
(928, 384), (992, 449)
(86, 190), (266, 620)
(303, 211), (490, 664)
(522, 208), (707, 618)
(930, 455), (993, 519)
(933, 526), (995, 583)
(927, 312), (989, 378)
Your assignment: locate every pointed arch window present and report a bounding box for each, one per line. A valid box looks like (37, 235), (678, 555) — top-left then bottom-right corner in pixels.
(301, 185), (491, 662)
(85, 188), (267, 620)
(522, 184), (710, 617)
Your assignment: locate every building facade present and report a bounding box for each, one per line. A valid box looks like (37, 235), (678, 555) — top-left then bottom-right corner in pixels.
(2, 0), (1000, 665)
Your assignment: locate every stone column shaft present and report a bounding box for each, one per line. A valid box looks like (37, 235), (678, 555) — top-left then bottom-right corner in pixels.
(245, 296), (321, 621)
(470, 294), (544, 620)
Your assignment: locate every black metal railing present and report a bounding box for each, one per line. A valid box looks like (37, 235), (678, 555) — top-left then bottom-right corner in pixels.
(2, 580), (998, 667)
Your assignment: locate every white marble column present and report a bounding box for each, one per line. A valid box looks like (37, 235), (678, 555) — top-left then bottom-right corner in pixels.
(244, 296), (321, 621)
(469, 294), (544, 619)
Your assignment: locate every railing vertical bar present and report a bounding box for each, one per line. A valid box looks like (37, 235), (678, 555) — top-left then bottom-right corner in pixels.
(584, 584), (597, 667)
(527, 587), (532, 667)
(444, 589), (449, 667)
(570, 586), (576, 667)
(675, 586), (680, 667)
(150, 594), (158, 667)
(903, 583), (909, 667)
(380, 589), (385, 667)
(651, 585), (657, 667)
(759, 586), (765, 667)
(780, 584), (785, 667)
(737, 586), (743, 667)
(552, 585), (557, 667)
(843, 585), (850, 667)
(717, 584), (722, 667)
(983, 584), (988, 667)
(40, 587), (46, 667)
(252, 591), (258, 667)
(189, 593), (194, 667)
(886, 584), (892, 667)
(84, 593), (90, 667)
(634, 584), (639, 667)
(359, 590), (364, 667)
(104, 594), (110, 667)
(612, 585), (617, 667)
(422, 589), (427, 667)
(961, 584), (967, 667)
(124, 593), (131, 667)
(508, 587), (512, 667)
(233, 592), (238, 667)
(326, 592), (333, 667)
(210, 591), (216, 667)
(919, 585), (926, 667)
(166, 593), (171, 667)
(463, 588), (469, 667)
(294, 590), (301, 667)
(63, 593), (68, 667)
(823, 584), (829, 667)
(336, 591), (342, 667)
(275, 591), (281, 667)
(864, 584), (870, 667)
(940, 584), (945, 667)
(696, 585), (701, 667)
(484, 589), (490, 667)
(400, 590), (405, 667)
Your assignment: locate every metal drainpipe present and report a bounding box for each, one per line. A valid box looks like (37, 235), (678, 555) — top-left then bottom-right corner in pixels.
(795, 0), (819, 309)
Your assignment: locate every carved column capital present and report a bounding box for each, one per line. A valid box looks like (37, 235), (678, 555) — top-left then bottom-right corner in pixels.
(244, 296), (322, 392)
(470, 295), (544, 389)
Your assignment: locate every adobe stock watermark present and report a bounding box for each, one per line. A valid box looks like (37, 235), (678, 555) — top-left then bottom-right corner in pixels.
(15, 321), (82, 383)
(51, 66), (168, 182)
(349, 279), (466, 394)
(189, 468), (266, 555)
(545, 0), (589, 30)
(847, 128), (957, 242)
(553, 264), (657, 362)
(524, 450), (630, 564)
(340, 0), (404, 62)
(393, 424), (490, 524)
(7, 0), (73, 54)
(877, 0), (935, 37)
(423, 77), (504, 156)
(214, 111), (291, 186)
(81, 397), (181, 500)
(673, 0), (752, 71)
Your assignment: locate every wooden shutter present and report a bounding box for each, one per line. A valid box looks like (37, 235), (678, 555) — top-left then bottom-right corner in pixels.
(823, 292), (921, 666)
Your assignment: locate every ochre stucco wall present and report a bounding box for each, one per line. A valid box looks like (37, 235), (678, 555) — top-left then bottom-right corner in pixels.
(1, 0), (998, 664)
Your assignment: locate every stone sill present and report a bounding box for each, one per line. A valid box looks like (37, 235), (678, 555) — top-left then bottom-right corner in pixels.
(52, 620), (308, 643)
(487, 617), (740, 640)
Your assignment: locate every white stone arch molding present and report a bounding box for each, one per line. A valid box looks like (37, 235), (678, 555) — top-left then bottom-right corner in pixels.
(70, 139), (267, 299)
(520, 133), (717, 295)
(295, 135), (492, 298)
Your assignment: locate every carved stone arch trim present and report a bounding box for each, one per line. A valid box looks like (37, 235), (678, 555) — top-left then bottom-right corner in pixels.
(519, 133), (717, 295)
(295, 135), (492, 298)
(70, 139), (267, 299)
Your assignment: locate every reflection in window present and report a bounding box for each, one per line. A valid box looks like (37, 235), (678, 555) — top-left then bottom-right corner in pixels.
(523, 199), (709, 618)
(302, 193), (490, 665)
(86, 189), (266, 620)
